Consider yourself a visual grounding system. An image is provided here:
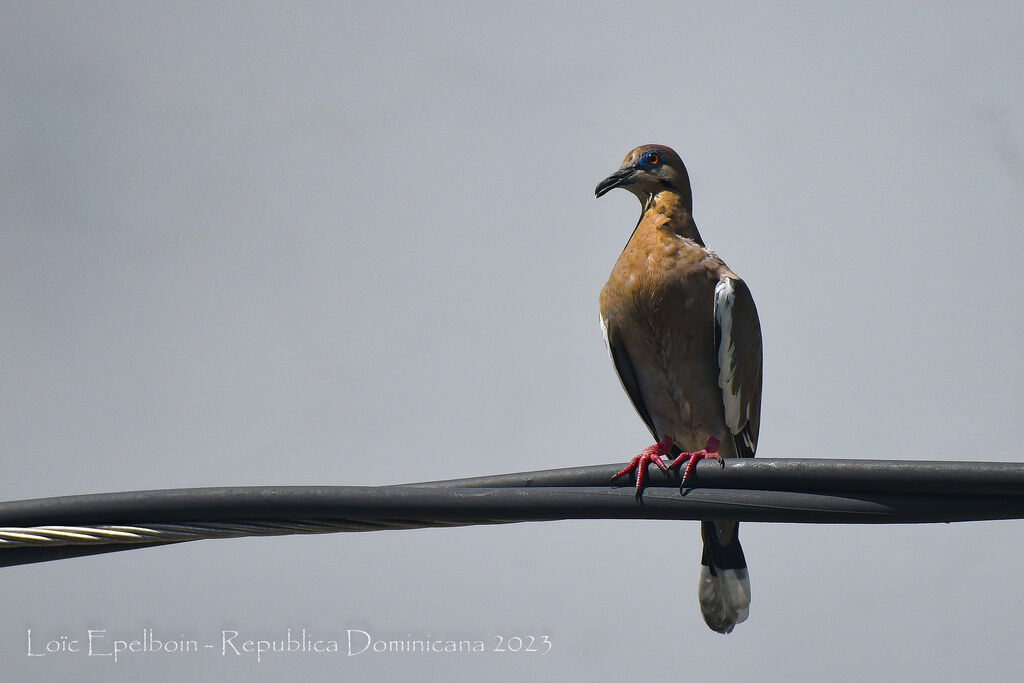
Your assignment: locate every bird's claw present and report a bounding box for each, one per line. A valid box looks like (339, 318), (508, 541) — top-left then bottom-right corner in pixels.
(611, 436), (674, 497)
(668, 436), (724, 490)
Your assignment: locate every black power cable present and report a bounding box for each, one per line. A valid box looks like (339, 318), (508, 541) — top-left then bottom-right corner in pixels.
(2, 458), (1023, 568)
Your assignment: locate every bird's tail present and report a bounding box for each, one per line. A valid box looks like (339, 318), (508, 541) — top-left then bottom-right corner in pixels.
(698, 520), (750, 634)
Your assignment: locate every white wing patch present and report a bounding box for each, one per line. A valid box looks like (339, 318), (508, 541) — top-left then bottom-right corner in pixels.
(600, 313), (612, 358)
(740, 429), (755, 453)
(714, 278), (745, 434)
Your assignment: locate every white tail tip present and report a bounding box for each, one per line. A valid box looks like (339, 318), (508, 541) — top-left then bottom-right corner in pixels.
(698, 565), (751, 634)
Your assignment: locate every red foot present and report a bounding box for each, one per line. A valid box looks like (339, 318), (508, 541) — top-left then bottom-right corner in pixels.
(612, 436), (673, 497)
(667, 436), (724, 488)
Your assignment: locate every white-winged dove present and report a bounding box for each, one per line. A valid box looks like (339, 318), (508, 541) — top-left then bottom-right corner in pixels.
(596, 144), (763, 634)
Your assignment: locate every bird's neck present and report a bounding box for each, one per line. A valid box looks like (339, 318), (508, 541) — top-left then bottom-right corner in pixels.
(642, 191), (705, 246)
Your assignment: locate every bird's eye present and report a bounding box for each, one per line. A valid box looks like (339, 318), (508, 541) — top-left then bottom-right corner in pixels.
(645, 152), (661, 166)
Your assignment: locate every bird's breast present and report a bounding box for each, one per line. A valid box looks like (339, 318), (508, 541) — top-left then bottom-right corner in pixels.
(601, 228), (724, 450)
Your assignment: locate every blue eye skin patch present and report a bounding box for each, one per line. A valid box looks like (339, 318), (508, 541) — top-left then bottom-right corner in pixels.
(638, 151), (660, 169)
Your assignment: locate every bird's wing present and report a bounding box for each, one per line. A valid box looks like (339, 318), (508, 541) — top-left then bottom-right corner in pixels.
(600, 314), (659, 441)
(713, 277), (763, 458)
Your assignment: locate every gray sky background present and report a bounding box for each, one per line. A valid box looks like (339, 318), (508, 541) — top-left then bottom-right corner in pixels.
(2, 2), (1023, 680)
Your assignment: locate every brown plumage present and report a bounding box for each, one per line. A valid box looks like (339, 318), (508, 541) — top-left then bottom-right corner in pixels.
(596, 144), (762, 634)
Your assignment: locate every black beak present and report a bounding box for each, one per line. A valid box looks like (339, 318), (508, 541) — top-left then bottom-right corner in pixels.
(594, 167), (636, 198)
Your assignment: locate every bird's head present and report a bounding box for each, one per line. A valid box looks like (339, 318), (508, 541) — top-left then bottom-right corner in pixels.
(595, 144), (692, 211)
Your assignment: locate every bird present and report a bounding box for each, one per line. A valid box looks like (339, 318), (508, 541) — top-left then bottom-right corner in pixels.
(595, 144), (763, 634)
